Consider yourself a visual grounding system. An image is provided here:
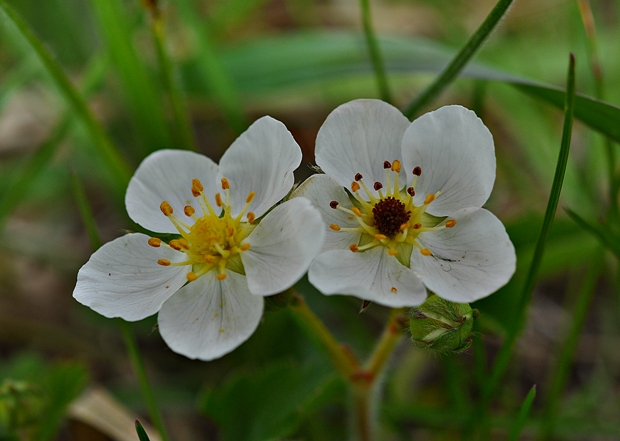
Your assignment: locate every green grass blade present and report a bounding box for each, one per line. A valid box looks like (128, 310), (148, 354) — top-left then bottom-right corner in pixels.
(565, 208), (620, 258)
(89, 0), (173, 155)
(538, 253), (602, 440)
(359, 0), (391, 103)
(402, 0), (514, 118)
(176, 1), (247, 134)
(0, 0), (132, 190)
(135, 420), (151, 441)
(475, 53), (576, 438)
(70, 172), (103, 249)
(145, 6), (198, 152)
(508, 385), (537, 441)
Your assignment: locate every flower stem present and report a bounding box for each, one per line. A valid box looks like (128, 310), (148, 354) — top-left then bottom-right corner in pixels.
(364, 308), (406, 376)
(288, 292), (358, 379)
(119, 320), (172, 441)
(359, 0), (392, 104)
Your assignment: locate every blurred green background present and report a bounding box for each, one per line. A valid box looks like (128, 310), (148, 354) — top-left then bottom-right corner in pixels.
(1, 0), (619, 439)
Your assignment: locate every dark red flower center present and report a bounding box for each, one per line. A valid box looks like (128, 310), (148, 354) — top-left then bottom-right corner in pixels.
(372, 197), (411, 237)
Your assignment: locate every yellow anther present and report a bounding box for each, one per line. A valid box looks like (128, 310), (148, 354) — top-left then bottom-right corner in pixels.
(375, 234), (387, 240)
(205, 255), (217, 263)
(184, 205), (195, 217)
(350, 244), (359, 252)
(387, 249), (398, 256)
(246, 191), (255, 203)
(215, 193), (223, 207)
(446, 219), (457, 228)
(221, 178), (230, 190)
(157, 259), (171, 266)
(148, 237), (161, 247)
(178, 238), (189, 250)
(217, 273), (227, 281)
(391, 160), (401, 173)
(160, 201), (173, 216)
(191, 179), (204, 197)
(391, 286), (398, 293)
(227, 227), (235, 237)
(352, 207), (362, 217)
(247, 212), (256, 223)
(207, 236), (221, 243)
(424, 194), (435, 205)
(400, 222), (410, 231)
(187, 272), (198, 282)
(169, 240), (182, 251)
(413, 223), (422, 229)
(351, 181), (361, 193)
(330, 224), (341, 231)
(420, 248), (432, 256)
(240, 243), (251, 251)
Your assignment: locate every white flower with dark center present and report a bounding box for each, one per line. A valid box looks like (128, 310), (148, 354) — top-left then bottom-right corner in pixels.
(73, 117), (325, 361)
(293, 99), (516, 307)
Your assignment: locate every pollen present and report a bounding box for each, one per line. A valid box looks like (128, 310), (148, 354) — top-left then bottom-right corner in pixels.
(350, 244), (359, 252)
(187, 272), (198, 282)
(407, 187), (415, 196)
(330, 201), (339, 209)
(355, 173), (363, 181)
(221, 178), (230, 190)
(413, 223), (422, 229)
(240, 243), (251, 251)
(413, 166), (422, 176)
(391, 160), (401, 173)
(217, 273), (227, 281)
(148, 237), (161, 247)
(215, 193), (223, 207)
(374, 182), (383, 191)
(391, 287), (398, 293)
(160, 201), (173, 216)
(446, 219), (456, 228)
(158, 259), (171, 266)
(351, 181), (361, 192)
(184, 205), (195, 217)
(374, 234), (387, 240)
(420, 248), (432, 256)
(424, 194), (435, 205)
(352, 207), (362, 217)
(387, 249), (398, 256)
(246, 191), (255, 203)
(169, 240), (183, 251)
(191, 178), (204, 196)
(330, 224), (341, 231)
(247, 212), (256, 223)
(383, 161), (391, 169)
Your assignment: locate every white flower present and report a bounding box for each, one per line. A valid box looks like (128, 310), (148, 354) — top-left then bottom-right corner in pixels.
(73, 117), (325, 361)
(293, 99), (516, 307)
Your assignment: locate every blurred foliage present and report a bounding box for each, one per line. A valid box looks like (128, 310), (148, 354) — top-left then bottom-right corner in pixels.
(1, 0), (620, 439)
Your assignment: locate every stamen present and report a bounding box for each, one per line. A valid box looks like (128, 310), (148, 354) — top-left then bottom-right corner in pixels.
(413, 223), (422, 229)
(424, 194), (435, 205)
(355, 173), (363, 181)
(157, 259), (171, 266)
(387, 249), (398, 256)
(391, 160), (401, 173)
(330, 224), (341, 231)
(374, 182), (383, 191)
(148, 237), (161, 247)
(217, 273), (227, 281)
(160, 201), (174, 216)
(240, 243), (251, 251)
(391, 287), (398, 293)
(169, 240), (183, 251)
(246, 191), (255, 203)
(178, 238), (189, 250)
(446, 219), (457, 228)
(184, 205), (196, 217)
(350, 244), (359, 252)
(420, 248), (432, 256)
(374, 234), (387, 240)
(247, 212), (256, 223)
(351, 207), (362, 217)
(400, 222), (410, 231)
(383, 161), (391, 169)
(227, 227), (235, 237)
(213, 243), (231, 258)
(187, 272), (198, 282)
(407, 187), (415, 197)
(413, 166), (422, 176)
(205, 255), (217, 263)
(221, 178), (230, 190)
(191, 179), (204, 197)
(215, 193), (223, 207)
(351, 181), (361, 193)
(330, 201), (339, 209)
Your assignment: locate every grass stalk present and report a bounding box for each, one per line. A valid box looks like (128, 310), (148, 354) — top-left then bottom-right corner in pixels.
(359, 0), (392, 104)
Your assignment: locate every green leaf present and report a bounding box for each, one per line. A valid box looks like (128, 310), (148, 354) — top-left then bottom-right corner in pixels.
(508, 385), (536, 441)
(135, 420), (151, 441)
(199, 360), (339, 441)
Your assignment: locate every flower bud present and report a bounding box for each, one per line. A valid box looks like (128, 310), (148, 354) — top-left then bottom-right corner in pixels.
(408, 294), (478, 353)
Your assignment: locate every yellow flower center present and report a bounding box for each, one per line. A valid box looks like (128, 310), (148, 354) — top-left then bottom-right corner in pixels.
(329, 160), (456, 261)
(150, 178), (256, 282)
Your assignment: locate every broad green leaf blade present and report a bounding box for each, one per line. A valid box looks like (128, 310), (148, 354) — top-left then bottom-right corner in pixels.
(89, 0), (173, 155)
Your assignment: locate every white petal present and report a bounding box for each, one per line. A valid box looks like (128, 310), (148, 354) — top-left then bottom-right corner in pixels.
(402, 105), (496, 216)
(242, 198), (325, 296)
(126, 150), (219, 234)
(73, 233), (190, 321)
(290, 174), (361, 253)
(315, 99), (410, 195)
(309, 247), (427, 307)
(218, 116), (302, 218)
(410, 207), (516, 303)
(158, 270), (263, 361)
